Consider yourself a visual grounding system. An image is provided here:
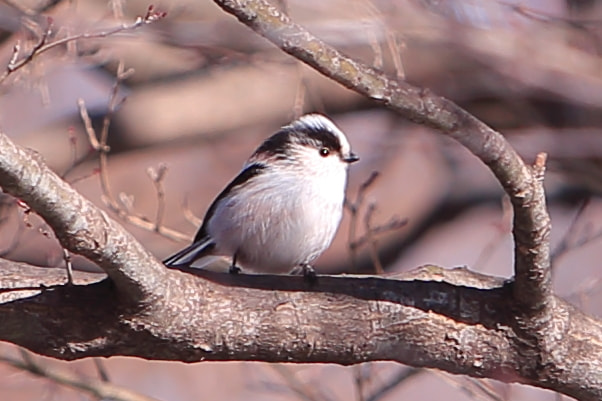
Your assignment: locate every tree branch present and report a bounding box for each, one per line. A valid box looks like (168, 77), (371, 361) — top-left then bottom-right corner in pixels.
(0, 132), (166, 302)
(1, 259), (601, 400)
(0, 1), (599, 400)
(0, 350), (160, 401)
(211, 0), (552, 315)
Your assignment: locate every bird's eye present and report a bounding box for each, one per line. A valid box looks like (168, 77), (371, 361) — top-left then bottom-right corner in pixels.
(319, 147), (330, 157)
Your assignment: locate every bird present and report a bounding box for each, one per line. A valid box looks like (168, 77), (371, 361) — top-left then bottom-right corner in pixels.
(163, 113), (359, 278)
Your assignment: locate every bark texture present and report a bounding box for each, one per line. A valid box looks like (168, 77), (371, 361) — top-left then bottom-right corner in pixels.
(0, 1), (600, 400)
(2, 260), (601, 401)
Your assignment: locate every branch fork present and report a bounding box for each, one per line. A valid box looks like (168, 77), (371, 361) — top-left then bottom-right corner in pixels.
(0, 1), (600, 400)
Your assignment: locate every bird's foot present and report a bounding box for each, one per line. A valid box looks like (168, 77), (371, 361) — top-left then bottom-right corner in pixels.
(298, 263), (317, 283)
(229, 265), (242, 274)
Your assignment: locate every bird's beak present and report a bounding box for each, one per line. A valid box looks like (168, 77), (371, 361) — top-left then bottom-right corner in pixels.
(343, 152), (359, 163)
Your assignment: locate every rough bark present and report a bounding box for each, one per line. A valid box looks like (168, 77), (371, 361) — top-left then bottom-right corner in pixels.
(0, 1), (600, 400)
(2, 260), (601, 401)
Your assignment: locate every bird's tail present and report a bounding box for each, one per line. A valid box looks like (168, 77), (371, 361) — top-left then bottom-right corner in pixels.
(163, 237), (215, 267)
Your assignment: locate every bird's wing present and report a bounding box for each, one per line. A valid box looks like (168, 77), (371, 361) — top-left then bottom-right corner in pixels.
(162, 236), (215, 267)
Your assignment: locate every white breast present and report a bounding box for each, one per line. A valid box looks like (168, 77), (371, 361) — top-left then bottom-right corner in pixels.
(207, 149), (348, 273)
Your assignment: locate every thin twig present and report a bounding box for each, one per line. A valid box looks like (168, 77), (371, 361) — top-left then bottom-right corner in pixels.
(346, 171), (380, 268)
(0, 197), (23, 257)
(551, 198), (592, 267)
(0, 285), (57, 294)
(0, 6), (167, 84)
(3, 18), (53, 78)
(464, 378), (505, 401)
(349, 216), (408, 251)
(98, 61), (134, 212)
(364, 203), (384, 274)
(353, 365), (366, 401)
(386, 30), (405, 80)
(77, 99), (108, 152)
(345, 171), (407, 273)
(62, 248), (73, 285)
(366, 367), (421, 401)
(182, 194), (203, 228)
(93, 358), (111, 382)
(293, 63), (307, 118)
(77, 70), (188, 242)
(270, 365), (329, 401)
(61, 127), (97, 180)
(433, 371), (504, 401)
(501, 1), (602, 26)
(473, 196), (512, 269)
(146, 164), (168, 233)
(0, 350), (161, 401)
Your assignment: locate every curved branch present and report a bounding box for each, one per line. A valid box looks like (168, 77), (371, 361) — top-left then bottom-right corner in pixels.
(0, 2), (597, 400)
(0, 132), (600, 399)
(0, 132), (167, 302)
(212, 0), (551, 314)
(1, 260), (601, 400)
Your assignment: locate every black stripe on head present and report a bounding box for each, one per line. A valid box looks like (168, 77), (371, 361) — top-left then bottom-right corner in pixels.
(254, 115), (343, 159)
(294, 124), (342, 153)
(253, 130), (293, 160)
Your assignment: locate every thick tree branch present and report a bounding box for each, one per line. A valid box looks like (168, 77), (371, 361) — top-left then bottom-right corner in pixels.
(1, 260), (601, 400)
(0, 132), (166, 302)
(0, 2), (598, 400)
(211, 0), (552, 315)
(0, 132), (599, 398)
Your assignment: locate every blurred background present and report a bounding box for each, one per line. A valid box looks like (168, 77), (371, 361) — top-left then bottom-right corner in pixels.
(0, 0), (601, 400)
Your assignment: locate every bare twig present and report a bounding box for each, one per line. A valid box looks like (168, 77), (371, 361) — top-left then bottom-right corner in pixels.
(61, 127), (97, 180)
(345, 171), (407, 273)
(353, 365), (369, 401)
(346, 171), (380, 268)
(2, 0), (65, 15)
(550, 197), (602, 269)
(77, 69), (188, 243)
(386, 30), (405, 80)
(353, 365), (366, 401)
(98, 61), (134, 212)
(62, 248), (73, 285)
(501, 1), (602, 26)
(433, 371), (504, 401)
(0, 6), (167, 84)
(366, 367), (421, 401)
(350, 211), (408, 253)
(0, 197), (23, 257)
(182, 194), (203, 228)
(0, 350), (160, 401)
(364, 203), (383, 273)
(93, 358), (111, 382)
(473, 196), (512, 269)
(77, 99), (108, 153)
(0, 131), (167, 300)
(146, 164), (168, 232)
(270, 365), (328, 401)
(3, 18), (53, 79)
(293, 64), (307, 118)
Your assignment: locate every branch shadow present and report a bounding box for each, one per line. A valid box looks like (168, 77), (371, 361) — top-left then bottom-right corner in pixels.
(171, 266), (514, 330)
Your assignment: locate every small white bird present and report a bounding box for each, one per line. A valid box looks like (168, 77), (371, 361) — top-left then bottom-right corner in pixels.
(163, 114), (358, 278)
